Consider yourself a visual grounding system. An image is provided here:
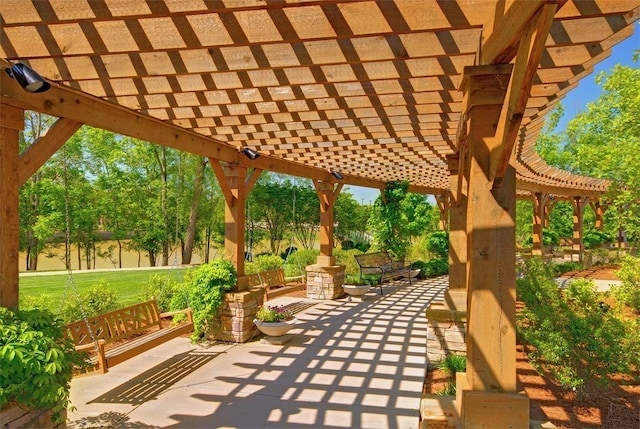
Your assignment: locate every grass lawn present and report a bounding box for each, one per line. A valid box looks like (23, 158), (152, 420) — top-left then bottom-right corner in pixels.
(19, 268), (190, 308)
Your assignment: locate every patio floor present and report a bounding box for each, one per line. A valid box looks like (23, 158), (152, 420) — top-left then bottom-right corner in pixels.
(68, 276), (448, 429)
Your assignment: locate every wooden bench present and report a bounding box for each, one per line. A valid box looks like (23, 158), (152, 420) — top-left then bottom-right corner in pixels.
(65, 299), (193, 374)
(354, 251), (413, 294)
(247, 267), (305, 300)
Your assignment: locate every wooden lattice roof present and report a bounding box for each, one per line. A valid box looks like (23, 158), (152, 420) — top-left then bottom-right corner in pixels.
(1, 0), (638, 197)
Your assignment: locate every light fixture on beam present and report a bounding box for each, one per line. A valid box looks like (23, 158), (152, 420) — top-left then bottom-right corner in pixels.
(241, 147), (260, 160)
(330, 171), (344, 180)
(5, 62), (51, 93)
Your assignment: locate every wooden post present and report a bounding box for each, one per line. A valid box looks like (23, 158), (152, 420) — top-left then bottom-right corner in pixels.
(447, 154), (467, 293)
(590, 200), (605, 230)
(572, 196), (588, 262)
(209, 160), (262, 285)
(435, 194), (450, 231)
(0, 104), (23, 309)
(532, 192), (549, 256)
(313, 180), (342, 266)
(454, 66), (528, 429)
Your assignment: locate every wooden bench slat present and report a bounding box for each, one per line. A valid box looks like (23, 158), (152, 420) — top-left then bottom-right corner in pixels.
(66, 299), (193, 374)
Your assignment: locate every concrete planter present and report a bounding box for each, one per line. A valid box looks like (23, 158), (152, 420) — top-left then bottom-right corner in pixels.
(253, 318), (297, 337)
(343, 284), (371, 301)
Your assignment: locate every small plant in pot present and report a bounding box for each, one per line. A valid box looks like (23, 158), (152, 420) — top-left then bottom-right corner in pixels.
(254, 305), (297, 338)
(343, 275), (374, 300)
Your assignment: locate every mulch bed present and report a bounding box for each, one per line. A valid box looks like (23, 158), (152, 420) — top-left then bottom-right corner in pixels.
(423, 265), (639, 428)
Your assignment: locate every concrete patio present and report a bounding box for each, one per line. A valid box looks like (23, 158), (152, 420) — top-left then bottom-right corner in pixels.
(68, 276), (448, 429)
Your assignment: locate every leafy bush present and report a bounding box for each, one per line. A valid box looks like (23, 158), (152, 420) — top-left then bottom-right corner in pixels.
(410, 260), (428, 279)
(59, 281), (120, 324)
(245, 254), (284, 274)
(583, 229), (614, 249)
(334, 248), (365, 277)
(284, 248), (319, 277)
(517, 258), (638, 394)
(552, 261), (583, 276)
(0, 307), (83, 422)
(422, 258), (449, 277)
(426, 230), (449, 259)
(171, 260), (237, 342)
(611, 255), (640, 313)
(142, 274), (179, 312)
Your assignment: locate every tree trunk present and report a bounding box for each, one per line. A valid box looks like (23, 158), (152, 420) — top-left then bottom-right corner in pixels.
(149, 251), (156, 267)
(77, 241), (82, 270)
(205, 226), (211, 263)
(117, 239), (123, 269)
(183, 159), (205, 264)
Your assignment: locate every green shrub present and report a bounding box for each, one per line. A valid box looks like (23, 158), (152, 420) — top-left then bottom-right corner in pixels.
(552, 261), (583, 276)
(410, 260), (428, 279)
(422, 258), (449, 277)
(142, 274), (179, 312)
(517, 258), (637, 394)
(284, 249), (319, 277)
(334, 248), (365, 277)
(0, 307), (84, 422)
(436, 354), (466, 395)
(60, 281), (120, 324)
(171, 260), (237, 342)
(247, 254), (284, 274)
(19, 294), (56, 313)
(611, 255), (640, 313)
(584, 229), (614, 249)
(426, 231), (449, 259)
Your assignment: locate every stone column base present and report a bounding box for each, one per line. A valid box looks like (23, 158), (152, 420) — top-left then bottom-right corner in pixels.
(425, 301), (467, 366)
(305, 264), (345, 300)
(215, 289), (265, 343)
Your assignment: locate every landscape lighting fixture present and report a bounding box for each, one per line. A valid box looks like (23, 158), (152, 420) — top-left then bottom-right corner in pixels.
(5, 62), (51, 93)
(241, 147), (260, 160)
(330, 171), (344, 180)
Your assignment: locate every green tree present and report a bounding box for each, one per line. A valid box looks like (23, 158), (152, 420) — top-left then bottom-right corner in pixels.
(290, 180), (319, 250)
(368, 181), (411, 260)
(248, 174), (295, 254)
(537, 58), (640, 244)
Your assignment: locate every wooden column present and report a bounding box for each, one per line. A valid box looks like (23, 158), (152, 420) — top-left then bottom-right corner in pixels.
(460, 67), (518, 395)
(590, 200), (606, 230)
(447, 154), (467, 294)
(435, 194), (450, 231)
(210, 160), (262, 286)
(0, 104), (23, 309)
(572, 196), (588, 262)
(532, 192), (549, 256)
(313, 180), (342, 266)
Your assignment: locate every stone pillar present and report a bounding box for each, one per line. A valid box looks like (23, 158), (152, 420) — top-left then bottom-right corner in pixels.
(306, 264), (345, 300)
(216, 289), (265, 343)
(0, 103), (23, 309)
(425, 304), (467, 366)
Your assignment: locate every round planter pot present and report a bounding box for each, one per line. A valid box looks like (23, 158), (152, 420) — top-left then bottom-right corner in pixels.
(254, 318), (297, 337)
(343, 284), (371, 298)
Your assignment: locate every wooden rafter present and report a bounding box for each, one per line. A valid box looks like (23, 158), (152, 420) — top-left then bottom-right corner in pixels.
(18, 118), (82, 186)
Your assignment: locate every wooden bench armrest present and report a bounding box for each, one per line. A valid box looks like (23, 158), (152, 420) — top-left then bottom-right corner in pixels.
(75, 339), (106, 352)
(160, 307), (194, 324)
(160, 307), (191, 318)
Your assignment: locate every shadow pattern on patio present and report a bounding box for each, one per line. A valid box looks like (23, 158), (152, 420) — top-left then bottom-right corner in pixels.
(165, 277), (448, 428)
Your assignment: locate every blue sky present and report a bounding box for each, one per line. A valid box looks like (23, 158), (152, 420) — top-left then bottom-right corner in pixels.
(348, 24), (639, 204)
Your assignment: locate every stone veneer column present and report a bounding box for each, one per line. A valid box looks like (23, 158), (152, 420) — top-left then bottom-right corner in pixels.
(215, 288), (265, 343)
(306, 264), (345, 300)
(425, 304), (467, 366)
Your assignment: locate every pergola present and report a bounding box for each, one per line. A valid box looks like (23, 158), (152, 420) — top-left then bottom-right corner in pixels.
(1, 1), (637, 426)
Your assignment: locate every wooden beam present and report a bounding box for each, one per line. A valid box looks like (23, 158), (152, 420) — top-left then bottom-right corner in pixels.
(480, 0), (563, 65)
(18, 118), (82, 186)
(208, 159), (234, 206)
(491, 3), (558, 179)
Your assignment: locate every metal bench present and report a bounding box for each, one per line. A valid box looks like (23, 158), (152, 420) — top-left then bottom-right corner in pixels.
(354, 251), (413, 294)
